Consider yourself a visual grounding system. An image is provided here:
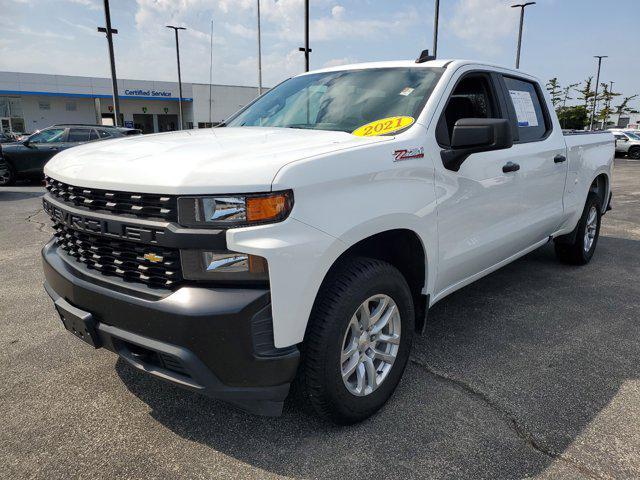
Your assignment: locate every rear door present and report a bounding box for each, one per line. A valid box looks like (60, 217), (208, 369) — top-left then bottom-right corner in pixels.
(499, 75), (568, 241)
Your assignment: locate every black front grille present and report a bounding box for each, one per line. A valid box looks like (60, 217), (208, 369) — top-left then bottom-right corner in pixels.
(53, 222), (182, 289)
(45, 177), (178, 221)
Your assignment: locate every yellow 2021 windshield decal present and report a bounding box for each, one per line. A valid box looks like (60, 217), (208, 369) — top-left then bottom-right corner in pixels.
(352, 116), (415, 137)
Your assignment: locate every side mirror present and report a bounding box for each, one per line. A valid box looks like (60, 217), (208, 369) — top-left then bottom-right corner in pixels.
(441, 118), (513, 172)
(23, 139), (32, 147)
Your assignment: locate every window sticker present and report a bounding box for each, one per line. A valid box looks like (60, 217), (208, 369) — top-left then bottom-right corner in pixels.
(399, 87), (415, 96)
(352, 116), (415, 137)
(509, 90), (539, 127)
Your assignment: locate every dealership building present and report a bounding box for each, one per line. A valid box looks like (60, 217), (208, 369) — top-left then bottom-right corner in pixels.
(0, 71), (262, 134)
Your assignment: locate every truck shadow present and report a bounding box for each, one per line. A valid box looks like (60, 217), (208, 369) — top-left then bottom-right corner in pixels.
(116, 235), (640, 479)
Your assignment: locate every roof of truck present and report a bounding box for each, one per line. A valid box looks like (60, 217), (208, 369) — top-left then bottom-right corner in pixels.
(301, 59), (537, 81)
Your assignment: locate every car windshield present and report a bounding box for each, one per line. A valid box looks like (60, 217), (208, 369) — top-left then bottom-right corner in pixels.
(226, 67), (444, 134)
(626, 132), (640, 140)
(29, 128), (66, 143)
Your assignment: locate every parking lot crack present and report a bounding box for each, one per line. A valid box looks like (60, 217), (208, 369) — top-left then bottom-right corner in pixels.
(410, 358), (606, 480)
(25, 209), (49, 234)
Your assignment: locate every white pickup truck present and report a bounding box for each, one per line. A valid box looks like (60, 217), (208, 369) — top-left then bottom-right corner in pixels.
(41, 57), (614, 424)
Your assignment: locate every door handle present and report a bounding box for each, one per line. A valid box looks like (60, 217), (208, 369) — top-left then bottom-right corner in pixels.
(554, 154), (567, 163)
(502, 161), (520, 173)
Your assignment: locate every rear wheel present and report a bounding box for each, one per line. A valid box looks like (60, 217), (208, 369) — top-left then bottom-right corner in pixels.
(629, 146), (640, 160)
(554, 192), (602, 265)
(0, 158), (16, 186)
(301, 257), (414, 424)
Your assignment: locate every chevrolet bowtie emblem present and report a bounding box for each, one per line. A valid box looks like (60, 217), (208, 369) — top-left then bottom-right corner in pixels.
(143, 253), (164, 263)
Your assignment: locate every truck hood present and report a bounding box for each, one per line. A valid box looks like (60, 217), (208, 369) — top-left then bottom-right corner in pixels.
(44, 127), (390, 194)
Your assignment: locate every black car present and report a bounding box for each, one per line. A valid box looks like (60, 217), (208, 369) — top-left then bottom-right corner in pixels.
(0, 131), (18, 144)
(0, 124), (136, 186)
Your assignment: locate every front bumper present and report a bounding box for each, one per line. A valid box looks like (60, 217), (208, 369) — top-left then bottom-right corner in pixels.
(42, 240), (300, 416)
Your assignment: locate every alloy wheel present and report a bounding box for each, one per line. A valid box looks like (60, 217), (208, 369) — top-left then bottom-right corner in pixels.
(584, 205), (598, 253)
(340, 294), (401, 396)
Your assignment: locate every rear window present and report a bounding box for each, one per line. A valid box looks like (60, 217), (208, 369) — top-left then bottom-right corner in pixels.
(503, 76), (549, 142)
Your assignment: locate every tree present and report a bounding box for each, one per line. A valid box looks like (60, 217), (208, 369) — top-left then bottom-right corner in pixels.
(614, 95), (639, 126)
(562, 83), (580, 107)
(546, 77), (563, 108)
(575, 77), (595, 112)
(596, 83), (621, 128)
(557, 105), (589, 130)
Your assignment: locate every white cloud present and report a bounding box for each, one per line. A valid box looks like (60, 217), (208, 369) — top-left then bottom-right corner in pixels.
(323, 56), (358, 68)
(448, 0), (518, 53)
(65, 0), (101, 10)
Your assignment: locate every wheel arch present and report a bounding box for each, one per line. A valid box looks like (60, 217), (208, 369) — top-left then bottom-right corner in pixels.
(590, 172), (610, 212)
(312, 228), (429, 335)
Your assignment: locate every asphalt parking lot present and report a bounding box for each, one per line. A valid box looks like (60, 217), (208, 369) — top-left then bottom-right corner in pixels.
(1, 159), (639, 480)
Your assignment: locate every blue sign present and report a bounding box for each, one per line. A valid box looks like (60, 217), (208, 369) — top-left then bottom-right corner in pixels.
(124, 121), (134, 128)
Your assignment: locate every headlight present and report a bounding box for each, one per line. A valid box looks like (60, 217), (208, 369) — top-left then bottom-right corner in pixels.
(181, 250), (269, 284)
(177, 191), (293, 228)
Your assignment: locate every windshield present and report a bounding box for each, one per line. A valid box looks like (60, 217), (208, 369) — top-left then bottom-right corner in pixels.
(226, 67), (443, 135)
(29, 128), (66, 143)
(626, 131), (640, 140)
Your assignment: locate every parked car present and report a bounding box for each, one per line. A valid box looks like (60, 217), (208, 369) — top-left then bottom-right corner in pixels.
(0, 131), (18, 143)
(0, 124), (130, 186)
(608, 129), (640, 159)
(41, 57), (614, 424)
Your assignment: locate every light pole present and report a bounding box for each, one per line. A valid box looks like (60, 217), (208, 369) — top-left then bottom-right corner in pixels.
(209, 19), (214, 125)
(589, 55), (608, 131)
(511, 2), (536, 69)
(98, 0), (120, 126)
(257, 0), (263, 95)
(166, 25), (186, 130)
(432, 0), (440, 58)
(298, 0), (312, 71)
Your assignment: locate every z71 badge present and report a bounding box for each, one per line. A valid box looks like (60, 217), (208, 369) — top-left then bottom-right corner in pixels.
(393, 147), (424, 162)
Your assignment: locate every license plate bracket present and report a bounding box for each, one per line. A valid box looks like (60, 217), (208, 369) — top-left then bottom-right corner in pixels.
(55, 299), (101, 348)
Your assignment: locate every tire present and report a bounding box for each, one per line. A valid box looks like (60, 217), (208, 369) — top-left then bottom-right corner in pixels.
(554, 192), (602, 265)
(629, 147), (640, 160)
(0, 158), (16, 186)
(300, 257), (415, 424)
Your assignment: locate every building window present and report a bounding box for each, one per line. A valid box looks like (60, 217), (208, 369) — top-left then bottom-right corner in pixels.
(66, 102), (77, 112)
(39, 101), (51, 110)
(0, 96), (23, 117)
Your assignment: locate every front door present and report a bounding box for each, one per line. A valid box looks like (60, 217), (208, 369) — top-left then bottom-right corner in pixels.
(431, 70), (529, 298)
(20, 127), (67, 174)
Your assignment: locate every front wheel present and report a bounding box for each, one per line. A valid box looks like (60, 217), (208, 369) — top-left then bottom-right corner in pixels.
(554, 192), (602, 265)
(629, 147), (640, 160)
(0, 158), (16, 186)
(301, 257), (414, 424)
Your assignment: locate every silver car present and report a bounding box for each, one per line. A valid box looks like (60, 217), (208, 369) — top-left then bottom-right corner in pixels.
(609, 129), (640, 159)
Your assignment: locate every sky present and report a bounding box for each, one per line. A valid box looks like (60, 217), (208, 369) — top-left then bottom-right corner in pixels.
(0, 0), (638, 108)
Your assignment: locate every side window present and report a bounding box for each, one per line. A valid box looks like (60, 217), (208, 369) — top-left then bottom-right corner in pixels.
(89, 129), (99, 141)
(437, 73), (502, 146)
(67, 128), (91, 142)
(503, 76), (549, 142)
(97, 129), (112, 138)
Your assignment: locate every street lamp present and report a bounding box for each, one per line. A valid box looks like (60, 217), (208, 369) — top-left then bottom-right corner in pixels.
(432, 0), (440, 58)
(298, 0), (312, 72)
(511, 2), (536, 69)
(166, 25), (186, 130)
(589, 55), (608, 131)
(98, 0), (120, 126)
(256, 0), (263, 96)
